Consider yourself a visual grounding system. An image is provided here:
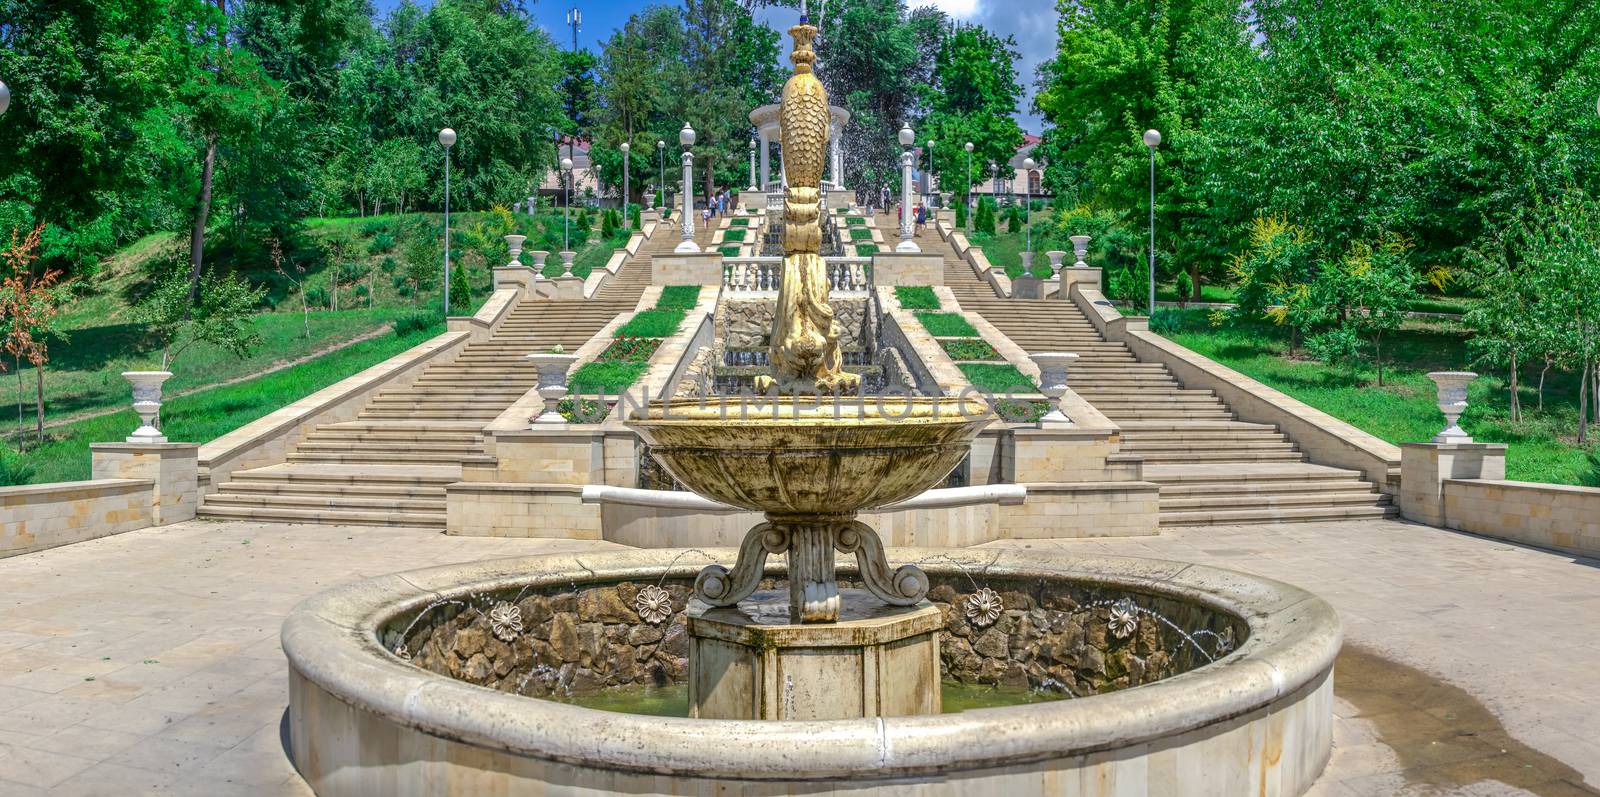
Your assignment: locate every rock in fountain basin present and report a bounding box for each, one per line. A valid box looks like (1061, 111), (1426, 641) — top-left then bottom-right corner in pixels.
(282, 548), (1340, 795)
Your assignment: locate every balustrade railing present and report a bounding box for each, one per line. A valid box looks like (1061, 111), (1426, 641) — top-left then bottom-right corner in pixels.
(722, 256), (873, 294)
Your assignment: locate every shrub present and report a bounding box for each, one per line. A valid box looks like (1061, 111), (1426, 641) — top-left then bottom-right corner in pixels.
(1005, 205), (1023, 233)
(915, 311), (979, 337)
(1148, 308), (1183, 335)
(380, 256), (398, 274)
(1174, 269), (1193, 307)
(941, 339), (1002, 360)
(369, 232), (396, 254)
(1030, 199), (1044, 212)
(955, 200), (967, 228)
(393, 310), (438, 337)
(360, 219), (391, 237)
(629, 203), (642, 229)
(0, 449), (37, 486)
(449, 263), (471, 313)
(305, 286), (330, 308)
(894, 286), (940, 310)
(975, 198), (997, 234)
(600, 209), (618, 239)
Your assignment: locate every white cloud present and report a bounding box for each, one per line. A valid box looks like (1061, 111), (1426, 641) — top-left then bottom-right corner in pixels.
(909, 0), (983, 20)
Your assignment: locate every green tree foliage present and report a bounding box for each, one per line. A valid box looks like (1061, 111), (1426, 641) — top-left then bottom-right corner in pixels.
(973, 197), (996, 235)
(448, 263), (471, 314)
(136, 263), (266, 370)
(921, 25), (1024, 204)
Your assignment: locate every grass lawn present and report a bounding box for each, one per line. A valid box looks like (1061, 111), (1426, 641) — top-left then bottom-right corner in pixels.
(894, 286), (940, 310)
(0, 323), (443, 485)
(541, 232), (631, 279)
(563, 286), (701, 419)
(1158, 309), (1599, 486)
(915, 312), (979, 338)
(942, 340), (1002, 361)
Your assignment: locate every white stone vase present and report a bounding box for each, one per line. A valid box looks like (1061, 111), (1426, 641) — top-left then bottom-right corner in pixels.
(504, 235), (527, 267)
(1070, 235), (1091, 268)
(526, 354), (579, 425)
(1045, 250), (1067, 278)
(1029, 353), (1079, 427)
(558, 251), (576, 277)
(1019, 251), (1034, 275)
(529, 250), (550, 277)
(122, 371), (173, 443)
(1427, 371), (1476, 443)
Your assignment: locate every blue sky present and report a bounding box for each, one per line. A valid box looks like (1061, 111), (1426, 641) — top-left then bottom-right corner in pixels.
(371, 0), (1055, 132)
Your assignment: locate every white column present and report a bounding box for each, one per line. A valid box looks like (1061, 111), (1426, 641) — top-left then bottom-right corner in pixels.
(676, 150), (698, 253)
(830, 136), (843, 188)
(759, 131), (771, 188)
(896, 149), (919, 253)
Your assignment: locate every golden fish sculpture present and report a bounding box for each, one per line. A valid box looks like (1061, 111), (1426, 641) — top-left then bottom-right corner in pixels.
(754, 20), (861, 396)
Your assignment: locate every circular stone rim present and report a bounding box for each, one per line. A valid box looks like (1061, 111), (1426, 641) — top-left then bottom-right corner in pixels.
(282, 547), (1340, 780)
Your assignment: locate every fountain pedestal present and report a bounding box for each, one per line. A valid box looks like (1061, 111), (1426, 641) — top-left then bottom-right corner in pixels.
(688, 589), (941, 721)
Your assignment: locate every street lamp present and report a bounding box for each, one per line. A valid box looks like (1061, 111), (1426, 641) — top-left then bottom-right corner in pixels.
(657, 139), (665, 212)
(438, 127), (456, 316)
(619, 141), (631, 226)
(676, 123), (698, 253)
(964, 142), (974, 230)
(1023, 156), (1036, 272)
(896, 124), (919, 253)
(561, 156), (574, 255)
(1143, 128), (1161, 316)
(748, 138), (758, 193)
(0, 80), (10, 116)
(925, 139), (934, 205)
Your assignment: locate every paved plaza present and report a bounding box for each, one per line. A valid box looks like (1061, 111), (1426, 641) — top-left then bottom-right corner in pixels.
(0, 517), (1596, 795)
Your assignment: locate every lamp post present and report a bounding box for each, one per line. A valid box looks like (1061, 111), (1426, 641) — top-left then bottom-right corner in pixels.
(748, 138), (758, 192)
(990, 160), (999, 198)
(561, 156), (574, 252)
(657, 139), (665, 212)
(438, 127), (456, 316)
(619, 141), (630, 221)
(1143, 128), (1161, 316)
(925, 139), (934, 205)
(896, 124), (919, 253)
(964, 142), (974, 230)
(676, 123), (698, 253)
(1023, 156), (1036, 271)
(0, 80), (10, 116)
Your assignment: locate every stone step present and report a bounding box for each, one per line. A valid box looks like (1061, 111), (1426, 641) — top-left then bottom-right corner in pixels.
(202, 492), (444, 513)
(215, 481), (447, 499)
(1158, 504), (1398, 527)
(1158, 480), (1375, 497)
(1121, 439), (1296, 453)
(1134, 450), (1304, 464)
(286, 451), (480, 465)
(300, 431), (483, 445)
(1116, 421), (1279, 433)
(1144, 467), (1359, 485)
(1119, 430), (1287, 444)
(294, 441), (483, 456)
(196, 503), (446, 529)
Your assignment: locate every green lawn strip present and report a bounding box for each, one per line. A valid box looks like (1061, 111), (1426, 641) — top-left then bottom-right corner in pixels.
(722, 229), (747, 242)
(616, 309), (687, 338)
(914, 312), (979, 338)
(0, 325), (442, 486)
(729, 218), (750, 227)
(720, 246), (741, 258)
(894, 286), (940, 311)
(656, 285), (702, 311)
(970, 221), (1055, 280)
(941, 339), (1001, 361)
(562, 286), (703, 421)
(1162, 309), (1597, 485)
(849, 228), (873, 241)
(846, 216), (866, 226)
(957, 363), (1045, 423)
(569, 361), (652, 395)
(855, 244), (879, 257)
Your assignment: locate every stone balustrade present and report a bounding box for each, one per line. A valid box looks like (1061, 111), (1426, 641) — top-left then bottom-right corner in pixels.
(722, 257), (870, 294)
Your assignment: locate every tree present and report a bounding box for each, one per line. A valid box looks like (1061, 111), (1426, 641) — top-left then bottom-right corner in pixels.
(921, 25), (1024, 206)
(0, 226), (66, 449)
(1227, 215), (1319, 355)
(1311, 235), (1421, 386)
(136, 266), (265, 372)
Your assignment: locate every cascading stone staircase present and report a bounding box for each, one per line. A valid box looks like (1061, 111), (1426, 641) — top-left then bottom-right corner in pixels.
(197, 224), (693, 529)
(925, 220), (1397, 526)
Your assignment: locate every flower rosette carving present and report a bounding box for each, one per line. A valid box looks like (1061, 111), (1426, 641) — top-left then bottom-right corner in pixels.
(635, 585), (674, 625)
(1108, 599), (1139, 640)
(488, 602), (523, 642)
(964, 587), (1003, 628)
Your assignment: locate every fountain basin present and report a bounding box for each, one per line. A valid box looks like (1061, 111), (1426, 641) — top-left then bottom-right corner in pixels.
(283, 548), (1339, 795)
(628, 397), (992, 515)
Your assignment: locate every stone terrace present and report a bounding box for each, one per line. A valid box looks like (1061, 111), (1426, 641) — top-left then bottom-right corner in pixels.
(0, 517), (1596, 795)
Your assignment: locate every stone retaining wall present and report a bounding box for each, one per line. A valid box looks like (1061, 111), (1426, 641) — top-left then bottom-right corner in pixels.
(1, 479), (153, 559)
(1442, 479), (1600, 558)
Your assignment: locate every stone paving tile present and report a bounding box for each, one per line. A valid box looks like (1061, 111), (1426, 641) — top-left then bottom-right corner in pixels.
(2, 516), (1597, 794)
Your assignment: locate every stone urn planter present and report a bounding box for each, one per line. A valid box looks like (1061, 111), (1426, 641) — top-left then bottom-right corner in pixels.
(525, 353), (579, 424)
(1030, 353), (1080, 427)
(504, 235), (527, 267)
(1019, 251), (1034, 275)
(1045, 250), (1066, 277)
(1427, 371), (1476, 443)
(529, 250), (550, 277)
(121, 371), (173, 443)
(558, 251), (576, 277)
(1070, 235), (1092, 268)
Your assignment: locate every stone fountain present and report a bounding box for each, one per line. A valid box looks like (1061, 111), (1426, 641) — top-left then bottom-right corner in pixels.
(627, 17), (992, 720)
